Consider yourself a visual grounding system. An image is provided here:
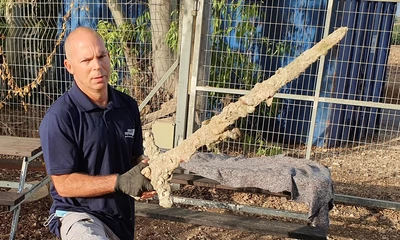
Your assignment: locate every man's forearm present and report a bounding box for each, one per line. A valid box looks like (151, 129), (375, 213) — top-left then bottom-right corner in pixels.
(51, 173), (118, 198)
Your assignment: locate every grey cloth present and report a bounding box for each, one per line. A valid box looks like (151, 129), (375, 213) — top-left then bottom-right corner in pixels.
(181, 152), (334, 233)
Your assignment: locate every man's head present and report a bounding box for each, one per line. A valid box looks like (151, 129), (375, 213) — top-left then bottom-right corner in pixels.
(64, 27), (111, 95)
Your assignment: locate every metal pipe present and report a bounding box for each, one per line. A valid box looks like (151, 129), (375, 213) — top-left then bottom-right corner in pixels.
(9, 176), (51, 212)
(171, 195), (309, 221)
(186, 0), (208, 136)
(174, 0), (196, 146)
(169, 193), (400, 218)
(334, 194), (400, 210)
(139, 59), (179, 112)
(306, 0), (336, 160)
(194, 86), (400, 111)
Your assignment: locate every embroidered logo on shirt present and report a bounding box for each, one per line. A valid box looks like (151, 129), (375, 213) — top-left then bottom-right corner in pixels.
(125, 129), (135, 138)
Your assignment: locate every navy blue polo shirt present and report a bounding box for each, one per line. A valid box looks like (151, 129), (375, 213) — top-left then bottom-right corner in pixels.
(39, 83), (143, 239)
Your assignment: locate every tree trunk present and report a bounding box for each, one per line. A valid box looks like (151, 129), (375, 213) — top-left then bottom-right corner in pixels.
(142, 27), (349, 208)
(149, 0), (174, 94)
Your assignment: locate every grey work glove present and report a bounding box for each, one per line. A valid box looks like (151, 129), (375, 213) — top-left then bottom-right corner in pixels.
(114, 162), (154, 198)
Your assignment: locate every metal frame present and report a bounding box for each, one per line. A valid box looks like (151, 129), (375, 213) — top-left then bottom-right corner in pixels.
(193, 85), (400, 111)
(2, 151), (51, 240)
(172, 195), (309, 220)
(186, 0), (209, 137)
(174, 0), (198, 147)
(305, 0), (336, 159)
(184, 0), (400, 157)
(176, 0), (400, 211)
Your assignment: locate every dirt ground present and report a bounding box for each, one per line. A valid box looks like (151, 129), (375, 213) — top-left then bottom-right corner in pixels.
(1, 145), (400, 240)
(1, 48), (400, 240)
(1, 131), (400, 240)
(386, 45), (400, 104)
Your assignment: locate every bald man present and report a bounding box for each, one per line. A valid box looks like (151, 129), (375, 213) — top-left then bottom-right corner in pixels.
(40, 27), (155, 240)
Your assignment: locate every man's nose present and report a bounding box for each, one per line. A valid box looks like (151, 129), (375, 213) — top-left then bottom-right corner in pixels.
(92, 58), (101, 70)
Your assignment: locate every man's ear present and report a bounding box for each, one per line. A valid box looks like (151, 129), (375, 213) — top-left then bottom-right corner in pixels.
(64, 59), (74, 74)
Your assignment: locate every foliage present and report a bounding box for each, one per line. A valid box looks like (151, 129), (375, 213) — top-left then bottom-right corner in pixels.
(206, 0), (286, 156)
(210, 0), (287, 90)
(392, 24), (400, 45)
(242, 132), (282, 156)
(97, 9), (180, 94)
(166, 10), (179, 54)
(210, 0), (262, 89)
(0, 1), (8, 47)
(207, 0), (284, 119)
(133, 10), (152, 56)
(97, 13), (154, 94)
(0, 2), (62, 109)
(97, 20), (133, 93)
(0, 0), (6, 16)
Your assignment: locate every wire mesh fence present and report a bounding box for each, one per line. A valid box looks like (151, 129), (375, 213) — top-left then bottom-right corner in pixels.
(0, 0), (178, 137)
(185, 0), (400, 203)
(187, 0), (400, 155)
(0, 0), (399, 203)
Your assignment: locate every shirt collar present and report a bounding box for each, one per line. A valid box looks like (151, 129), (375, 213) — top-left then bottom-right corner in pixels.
(68, 82), (123, 112)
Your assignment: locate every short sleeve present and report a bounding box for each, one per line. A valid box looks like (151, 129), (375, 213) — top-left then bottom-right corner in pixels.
(39, 112), (80, 175)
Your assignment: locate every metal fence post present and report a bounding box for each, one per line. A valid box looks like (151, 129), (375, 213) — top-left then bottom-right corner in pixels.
(305, 0), (335, 159)
(174, 0), (196, 147)
(186, 0), (211, 137)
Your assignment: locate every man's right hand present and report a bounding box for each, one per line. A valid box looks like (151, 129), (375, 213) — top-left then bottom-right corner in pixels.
(114, 162), (154, 198)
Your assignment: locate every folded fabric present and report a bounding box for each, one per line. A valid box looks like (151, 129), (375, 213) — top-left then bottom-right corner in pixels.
(181, 152), (334, 233)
